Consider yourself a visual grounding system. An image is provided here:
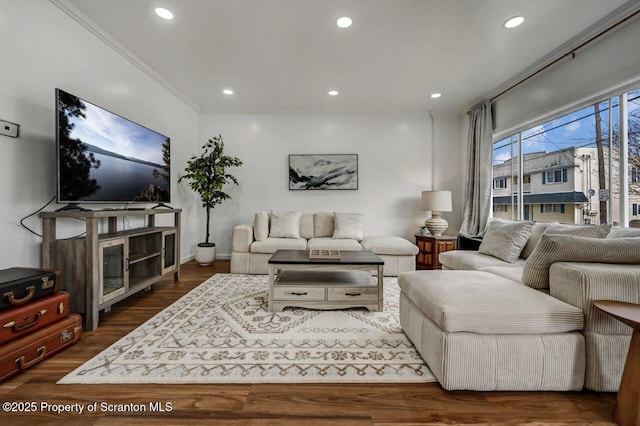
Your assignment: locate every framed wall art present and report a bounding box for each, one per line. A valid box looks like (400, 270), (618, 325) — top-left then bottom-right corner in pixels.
(289, 154), (358, 190)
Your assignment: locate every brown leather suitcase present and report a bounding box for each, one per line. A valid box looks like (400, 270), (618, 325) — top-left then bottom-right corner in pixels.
(0, 292), (70, 345)
(0, 313), (82, 382)
(0, 268), (60, 311)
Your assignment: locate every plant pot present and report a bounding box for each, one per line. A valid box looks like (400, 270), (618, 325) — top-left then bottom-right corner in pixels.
(195, 243), (216, 266)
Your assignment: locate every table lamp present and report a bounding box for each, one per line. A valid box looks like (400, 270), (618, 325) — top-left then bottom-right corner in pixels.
(421, 190), (452, 236)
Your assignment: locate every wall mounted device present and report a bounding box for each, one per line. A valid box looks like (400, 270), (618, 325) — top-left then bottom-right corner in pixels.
(0, 119), (20, 138)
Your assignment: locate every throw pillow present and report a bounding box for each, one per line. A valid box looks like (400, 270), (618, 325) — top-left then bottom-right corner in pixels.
(478, 219), (534, 263)
(253, 211), (269, 241)
(607, 227), (640, 238)
(314, 212), (334, 237)
(520, 222), (556, 259)
(269, 211), (302, 239)
(332, 212), (364, 241)
(543, 223), (611, 238)
(522, 235), (640, 289)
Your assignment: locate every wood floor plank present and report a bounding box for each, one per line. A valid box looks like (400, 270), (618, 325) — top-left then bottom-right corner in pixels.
(0, 260), (617, 425)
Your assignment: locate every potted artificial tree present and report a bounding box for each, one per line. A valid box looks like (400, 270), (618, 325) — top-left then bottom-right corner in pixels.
(178, 134), (242, 266)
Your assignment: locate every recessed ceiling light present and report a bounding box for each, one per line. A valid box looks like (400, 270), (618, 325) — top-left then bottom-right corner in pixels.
(504, 16), (524, 29)
(328, 90), (339, 96)
(222, 89), (234, 95)
(155, 7), (174, 20)
(430, 93), (442, 99)
(336, 17), (352, 28)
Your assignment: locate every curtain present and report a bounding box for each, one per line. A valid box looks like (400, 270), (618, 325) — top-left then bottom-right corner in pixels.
(459, 101), (493, 237)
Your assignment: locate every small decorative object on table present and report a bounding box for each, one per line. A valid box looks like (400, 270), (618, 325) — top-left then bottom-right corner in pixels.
(309, 249), (342, 259)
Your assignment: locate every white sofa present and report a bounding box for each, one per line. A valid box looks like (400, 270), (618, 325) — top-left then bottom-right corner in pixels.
(230, 211), (419, 276)
(399, 221), (640, 391)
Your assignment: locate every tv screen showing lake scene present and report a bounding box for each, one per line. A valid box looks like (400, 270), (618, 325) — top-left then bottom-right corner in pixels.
(56, 89), (170, 203)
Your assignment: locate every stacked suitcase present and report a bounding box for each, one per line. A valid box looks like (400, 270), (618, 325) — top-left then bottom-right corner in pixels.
(0, 267), (81, 382)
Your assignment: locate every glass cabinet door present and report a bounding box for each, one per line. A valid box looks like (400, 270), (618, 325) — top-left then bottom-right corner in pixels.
(162, 230), (177, 275)
(99, 238), (128, 304)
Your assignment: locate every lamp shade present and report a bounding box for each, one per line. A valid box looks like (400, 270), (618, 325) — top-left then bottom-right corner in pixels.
(421, 190), (452, 212)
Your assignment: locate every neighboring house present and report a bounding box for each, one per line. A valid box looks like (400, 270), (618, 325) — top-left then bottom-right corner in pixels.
(492, 147), (640, 225)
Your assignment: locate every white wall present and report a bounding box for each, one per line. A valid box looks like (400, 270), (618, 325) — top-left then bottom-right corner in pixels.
(431, 112), (466, 234)
(0, 0), (199, 269)
(196, 112), (437, 256)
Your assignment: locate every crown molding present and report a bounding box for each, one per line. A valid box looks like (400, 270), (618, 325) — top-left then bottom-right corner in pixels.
(49, 0), (200, 112)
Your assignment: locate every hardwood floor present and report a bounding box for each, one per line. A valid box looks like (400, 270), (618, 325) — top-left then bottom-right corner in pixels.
(0, 261), (617, 425)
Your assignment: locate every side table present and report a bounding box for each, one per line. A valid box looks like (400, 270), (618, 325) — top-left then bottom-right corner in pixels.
(415, 234), (456, 270)
(593, 300), (640, 426)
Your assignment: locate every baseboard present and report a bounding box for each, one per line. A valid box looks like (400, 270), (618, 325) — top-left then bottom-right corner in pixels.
(180, 253), (230, 264)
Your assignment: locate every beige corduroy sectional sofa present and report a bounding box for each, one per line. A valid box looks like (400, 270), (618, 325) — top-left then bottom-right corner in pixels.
(398, 220), (640, 391)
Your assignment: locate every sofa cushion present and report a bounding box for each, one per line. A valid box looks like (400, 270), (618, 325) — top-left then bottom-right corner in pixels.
(249, 237), (307, 254)
(520, 222), (555, 259)
(549, 262), (640, 334)
(477, 265), (524, 285)
(307, 237), (362, 251)
(398, 270), (583, 334)
(300, 213), (314, 239)
(522, 235), (640, 289)
(269, 211), (302, 239)
(544, 223), (611, 238)
(360, 236), (419, 255)
(478, 219), (533, 263)
(253, 211), (269, 241)
(439, 250), (526, 270)
(333, 212), (364, 241)
(607, 227), (640, 238)
(314, 212), (334, 237)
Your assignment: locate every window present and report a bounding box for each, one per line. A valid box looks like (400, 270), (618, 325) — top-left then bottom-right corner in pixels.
(633, 203), (638, 216)
(540, 204), (565, 213)
(493, 205), (508, 213)
(491, 90), (640, 225)
(493, 178), (507, 189)
(543, 169), (568, 184)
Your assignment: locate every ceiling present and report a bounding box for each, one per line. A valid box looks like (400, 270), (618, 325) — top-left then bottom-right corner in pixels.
(62, 0), (631, 115)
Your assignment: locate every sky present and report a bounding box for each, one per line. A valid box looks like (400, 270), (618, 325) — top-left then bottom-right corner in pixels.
(493, 88), (640, 165)
(67, 99), (167, 165)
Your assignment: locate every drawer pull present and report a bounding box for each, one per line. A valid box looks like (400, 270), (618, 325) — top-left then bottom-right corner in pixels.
(421, 250), (428, 255)
(345, 292), (362, 297)
(290, 292), (308, 296)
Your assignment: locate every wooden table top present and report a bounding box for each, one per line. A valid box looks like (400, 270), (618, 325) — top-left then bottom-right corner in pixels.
(268, 250), (383, 265)
(593, 300), (640, 331)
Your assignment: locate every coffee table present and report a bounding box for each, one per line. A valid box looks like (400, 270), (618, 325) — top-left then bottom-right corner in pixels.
(267, 250), (384, 312)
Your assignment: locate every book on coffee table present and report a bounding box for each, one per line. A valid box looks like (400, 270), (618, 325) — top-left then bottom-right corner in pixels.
(308, 249), (342, 259)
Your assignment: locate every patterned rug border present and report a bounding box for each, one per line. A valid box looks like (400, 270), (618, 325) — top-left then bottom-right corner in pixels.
(58, 274), (435, 384)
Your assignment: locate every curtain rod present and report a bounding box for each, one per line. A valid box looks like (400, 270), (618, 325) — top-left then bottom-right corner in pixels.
(489, 9), (640, 103)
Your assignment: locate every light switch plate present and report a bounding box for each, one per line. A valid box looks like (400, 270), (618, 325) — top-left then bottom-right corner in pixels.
(0, 120), (20, 138)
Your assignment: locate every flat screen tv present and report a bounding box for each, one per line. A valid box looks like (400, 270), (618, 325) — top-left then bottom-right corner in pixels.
(56, 88), (170, 207)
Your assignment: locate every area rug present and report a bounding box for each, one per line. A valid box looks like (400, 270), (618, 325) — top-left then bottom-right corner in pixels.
(58, 274), (434, 384)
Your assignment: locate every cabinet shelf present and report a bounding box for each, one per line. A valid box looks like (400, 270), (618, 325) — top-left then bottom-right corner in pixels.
(100, 226), (177, 242)
(129, 251), (162, 264)
(41, 209), (181, 331)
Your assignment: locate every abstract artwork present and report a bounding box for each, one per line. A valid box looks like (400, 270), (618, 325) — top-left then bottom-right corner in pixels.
(289, 154), (358, 190)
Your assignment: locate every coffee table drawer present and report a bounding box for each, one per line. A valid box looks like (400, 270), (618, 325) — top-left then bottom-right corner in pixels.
(327, 287), (378, 302)
(273, 286), (325, 301)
